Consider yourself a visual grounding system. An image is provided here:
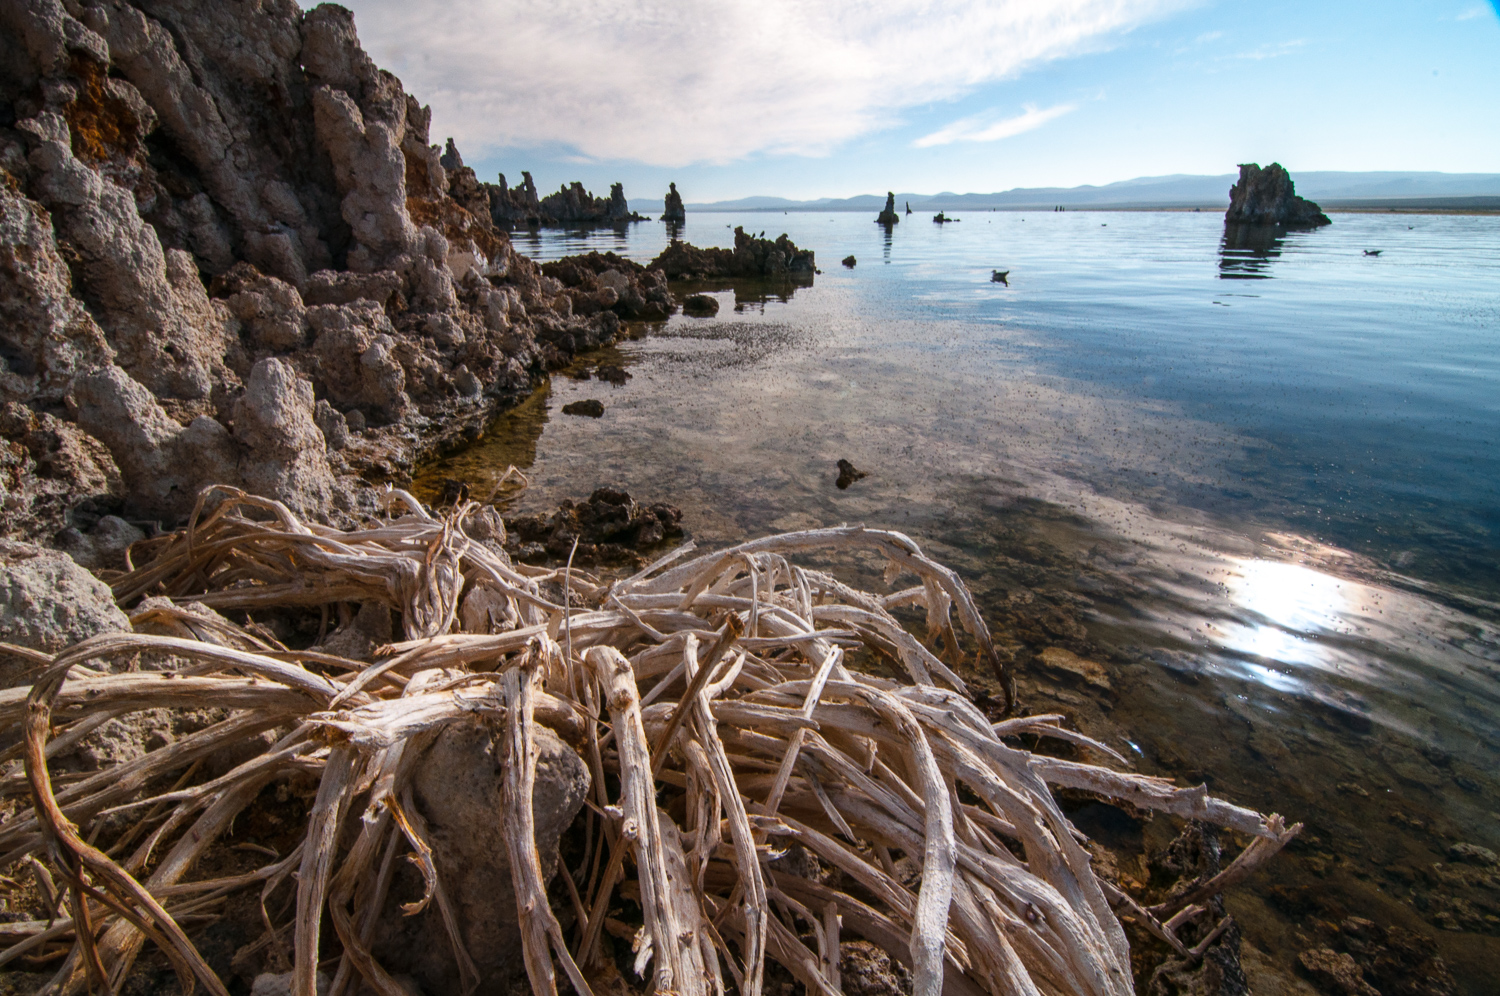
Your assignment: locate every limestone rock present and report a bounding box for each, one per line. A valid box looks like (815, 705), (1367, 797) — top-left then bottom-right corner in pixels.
(650, 227), (815, 280)
(1225, 163), (1330, 229)
(373, 718), (589, 996)
(1296, 949), (1378, 996)
(233, 358), (335, 516)
(54, 514), (144, 571)
(0, 538), (128, 659)
(561, 399), (604, 417)
(683, 293), (720, 316)
(876, 191), (900, 226)
(73, 364), (239, 520)
(0, 0), (640, 543)
(840, 940), (913, 996)
(662, 181), (686, 224)
(1037, 646), (1113, 691)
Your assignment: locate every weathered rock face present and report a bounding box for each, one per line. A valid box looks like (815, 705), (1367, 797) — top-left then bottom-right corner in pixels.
(0, 0), (635, 535)
(484, 172), (641, 229)
(373, 717), (589, 996)
(539, 180), (644, 226)
(0, 539), (128, 660)
(539, 251), (674, 321)
(876, 191), (900, 225)
(488, 170), (544, 229)
(662, 181), (686, 224)
(1225, 163), (1330, 229)
(651, 227), (815, 280)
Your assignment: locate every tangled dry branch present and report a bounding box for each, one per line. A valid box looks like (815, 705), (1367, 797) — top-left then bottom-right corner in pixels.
(0, 486), (1299, 996)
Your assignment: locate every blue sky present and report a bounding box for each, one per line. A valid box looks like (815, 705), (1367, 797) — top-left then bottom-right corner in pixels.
(334, 0), (1500, 202)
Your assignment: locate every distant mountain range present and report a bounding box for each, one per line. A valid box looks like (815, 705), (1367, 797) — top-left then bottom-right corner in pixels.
(627, 172), (1500, 213)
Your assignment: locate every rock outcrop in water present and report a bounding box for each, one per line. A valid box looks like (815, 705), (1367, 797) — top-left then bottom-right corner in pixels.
(650, 227), (815, 280)
(0, 0), (655, 540)
(487, 170), (545, 228)
(538, 180), (643, 226)
(1225, 162), (1330, 229)
(662, 181), (686, 224)
(876, 191), (900, 225)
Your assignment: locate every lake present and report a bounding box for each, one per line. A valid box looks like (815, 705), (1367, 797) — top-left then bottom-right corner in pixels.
(420, 208), (1500, 992)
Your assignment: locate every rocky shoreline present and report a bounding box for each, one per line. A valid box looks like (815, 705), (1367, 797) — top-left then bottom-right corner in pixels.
(0, 0), (820, 555)
(0, 5), (1309, 996)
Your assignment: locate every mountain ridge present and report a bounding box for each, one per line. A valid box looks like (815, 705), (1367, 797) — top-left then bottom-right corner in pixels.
(627, 171), (1500, 213)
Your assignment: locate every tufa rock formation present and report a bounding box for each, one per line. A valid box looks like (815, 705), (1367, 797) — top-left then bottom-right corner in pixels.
(876, 191), (900, 225)
(1225, 162), (1330, 229)
(538, 251), (672, 320)
(0, 0), (670, 540)
(650, 226), (815, 280)
(662, 181), (686, 224)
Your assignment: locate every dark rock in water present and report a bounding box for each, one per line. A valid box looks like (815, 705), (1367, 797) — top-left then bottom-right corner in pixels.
(1225, 163), (1330, 229)
(504, 487), (684, 566)
(561, 399), (605, 418)
(487, 173), (641, 228)
(843, 255), (857, 268)
(991, 269), (1009, 285)
(595, 364), (631, 386)
(905, 201), (912, 215)
(933, 211), (956, 223)
(662, 182), (687, 224)
(651, 227), (815, 280)
(836, 459), (867, 489)
(683, 293), (720, 316)
(437, 478), (470, 504)
(1363, 249), (1381, 256)
(876, 191), (900, 226)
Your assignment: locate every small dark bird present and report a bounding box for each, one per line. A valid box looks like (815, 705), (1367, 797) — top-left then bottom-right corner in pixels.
(1364, 249), (1382, 256)
(991, 270), (1009, 285)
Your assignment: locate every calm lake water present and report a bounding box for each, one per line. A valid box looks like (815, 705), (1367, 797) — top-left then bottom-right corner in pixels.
(422, 210), (1500, 991)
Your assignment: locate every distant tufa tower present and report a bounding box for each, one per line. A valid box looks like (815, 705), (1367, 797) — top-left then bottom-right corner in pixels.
(662, 182), (686, 224)
(876, 191), (900, 225)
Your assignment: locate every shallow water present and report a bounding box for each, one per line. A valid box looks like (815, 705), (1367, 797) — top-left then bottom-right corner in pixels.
(428, 210), (1500, 990)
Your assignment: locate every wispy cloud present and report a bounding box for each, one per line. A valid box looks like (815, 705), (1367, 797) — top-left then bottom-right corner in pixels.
(1232, 38), (1307, 60)
(914, 103), (1076, 148)
(1455, 3), (1492, 19)
(338, 0), (1190, 167)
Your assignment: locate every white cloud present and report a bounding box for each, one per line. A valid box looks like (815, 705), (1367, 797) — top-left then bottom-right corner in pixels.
(1455, 4), (1490, 20)
(1231, 38), (1306, 61)
(913, 103), (1076, 147)
(337, 0), (1188, 166)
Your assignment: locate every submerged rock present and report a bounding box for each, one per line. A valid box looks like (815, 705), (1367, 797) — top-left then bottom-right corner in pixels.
(1225, 163), (1330, 229)
(683, 292), (720, 316)
(836, 458), (867, 489)
(843, 255), (857, 268)
(561, 398), (604, 417)
(876, 191), (900, 226)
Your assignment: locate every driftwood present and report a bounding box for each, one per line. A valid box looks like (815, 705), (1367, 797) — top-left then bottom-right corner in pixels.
(0, 485), (1299, 995)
